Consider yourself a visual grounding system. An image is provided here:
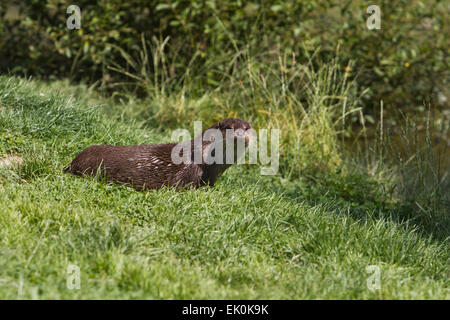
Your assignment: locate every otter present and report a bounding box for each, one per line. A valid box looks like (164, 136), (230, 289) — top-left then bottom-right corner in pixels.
(64, 118), (252, 190)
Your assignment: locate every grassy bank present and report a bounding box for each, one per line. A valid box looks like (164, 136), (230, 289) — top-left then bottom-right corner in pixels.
(0, 75), (448, 299)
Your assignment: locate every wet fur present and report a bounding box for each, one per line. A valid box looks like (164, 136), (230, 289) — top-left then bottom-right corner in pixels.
(65, 118), (251, 190)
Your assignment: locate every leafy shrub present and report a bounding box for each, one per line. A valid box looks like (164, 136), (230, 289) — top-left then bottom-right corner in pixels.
(0, 1), (448, 113)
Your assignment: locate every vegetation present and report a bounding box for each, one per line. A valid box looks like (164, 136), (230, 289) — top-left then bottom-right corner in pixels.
(0, 73), (448, 298)
(0, 1), (448, 299)
(1, 1), (448, 114)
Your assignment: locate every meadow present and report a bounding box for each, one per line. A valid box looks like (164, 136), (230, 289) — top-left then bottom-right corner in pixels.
(0, 75), (448, 299)
(0, 0), (448, 300)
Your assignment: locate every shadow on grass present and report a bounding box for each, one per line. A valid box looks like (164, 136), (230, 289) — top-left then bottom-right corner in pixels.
(240, 166), (450, 244)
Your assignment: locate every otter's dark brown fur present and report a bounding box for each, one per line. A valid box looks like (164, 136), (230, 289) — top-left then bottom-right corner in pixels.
(64, 118), (252, 190)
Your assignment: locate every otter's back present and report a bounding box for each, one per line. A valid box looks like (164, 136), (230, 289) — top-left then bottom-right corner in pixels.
(66, 144), (203, 190)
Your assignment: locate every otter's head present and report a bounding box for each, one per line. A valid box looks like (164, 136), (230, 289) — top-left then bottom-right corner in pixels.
(207, 118), (252, 145)
(197, 118), (253, 167)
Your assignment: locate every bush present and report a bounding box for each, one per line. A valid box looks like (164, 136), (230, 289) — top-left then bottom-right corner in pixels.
(0, 1), (448, 113)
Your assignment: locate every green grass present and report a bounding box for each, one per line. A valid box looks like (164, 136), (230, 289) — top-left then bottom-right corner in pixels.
(0, 76), (448, 299)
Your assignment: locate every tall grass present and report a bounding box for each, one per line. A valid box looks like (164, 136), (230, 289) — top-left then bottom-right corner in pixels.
(104, 37), (449, 239)
(109, 39), (364, 174)
(390, 112), (449, 237)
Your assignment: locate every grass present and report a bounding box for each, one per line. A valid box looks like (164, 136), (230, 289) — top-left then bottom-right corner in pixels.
(0, 75), (448, 299)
